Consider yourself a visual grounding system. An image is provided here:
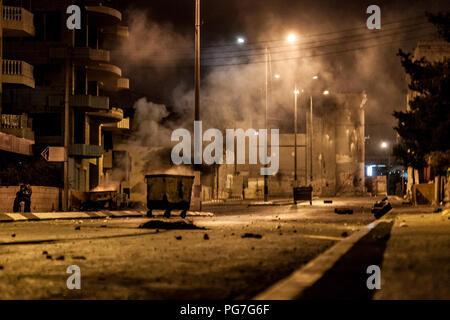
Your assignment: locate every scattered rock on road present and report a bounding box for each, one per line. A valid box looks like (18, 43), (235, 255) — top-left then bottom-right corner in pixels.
(203, 233), (209, 240)
(175, 236), (182, 240)
(139, 219), (205, 230)
(56, 255), (65, 261)
(75, 226), (81, 230)
(72, 256), (86, 260)
(334, 208), (353, 214)
(46, 255), (52, 260)
(241, 233), (263, 239)
(341, 231), (348, 237)
(42, 251), (48, 255)
(400, 222), (408, 228)
(11, 233), (16, 238)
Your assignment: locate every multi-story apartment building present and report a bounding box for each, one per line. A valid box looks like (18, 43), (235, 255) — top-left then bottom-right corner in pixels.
(1, 0), (130, 200)
(0, 0), (35, 158)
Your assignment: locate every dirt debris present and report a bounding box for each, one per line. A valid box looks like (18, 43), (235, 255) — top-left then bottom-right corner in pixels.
(241, 233), (263, 239)
(139, 219), (205, 230)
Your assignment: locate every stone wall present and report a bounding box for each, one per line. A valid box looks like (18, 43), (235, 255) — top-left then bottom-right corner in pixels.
(0, 186), (61, 212)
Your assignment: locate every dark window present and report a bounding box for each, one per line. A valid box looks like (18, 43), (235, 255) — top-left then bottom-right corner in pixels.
(33, 114), (61, 136)
(104, 131), (113, 150)
(34, 12), (45, 41)
(75, 69), (87, 95)
(46, 12), (62, 42)
(74, 112), (85, 144)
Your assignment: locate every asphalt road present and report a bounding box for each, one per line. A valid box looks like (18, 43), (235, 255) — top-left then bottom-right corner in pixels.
(0, 199), (377, 299)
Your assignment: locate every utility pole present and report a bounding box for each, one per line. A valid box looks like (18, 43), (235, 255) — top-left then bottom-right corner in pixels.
(264, 47), (269, 202)
(63, 58), (70, 211)
(193, 0), (202, 210)
(294, 86), (298, 187)
(194, 0), (200, 121)
(309, 96), (313, 185)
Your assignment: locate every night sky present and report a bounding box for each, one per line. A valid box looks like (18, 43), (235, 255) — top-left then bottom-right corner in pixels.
(110, 0), (449, 159)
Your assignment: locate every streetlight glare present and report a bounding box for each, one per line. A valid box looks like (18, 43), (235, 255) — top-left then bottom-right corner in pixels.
(323, 90), (329, 95)
(286, 33), (297, 43)
(294, 89), (300, 95)
(313, 75), (319, 80)
(381, 141), (388, 149)
(237, 37), (245, 44)
(274, 74), (280, 79)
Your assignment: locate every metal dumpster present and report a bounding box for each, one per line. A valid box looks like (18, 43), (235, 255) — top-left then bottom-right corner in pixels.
(293, 186), (313, 205)
(145, 174), (195, 218)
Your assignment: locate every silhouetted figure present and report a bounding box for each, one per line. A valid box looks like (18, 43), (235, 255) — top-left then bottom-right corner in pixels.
(24, 184), (32, 212)
(13, 185), (26, 213)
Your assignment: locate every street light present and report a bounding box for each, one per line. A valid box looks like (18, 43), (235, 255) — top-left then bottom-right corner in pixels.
(286, 33), (297, 43)
(274, 74), (280, 79)
(312, 75), (319, 80)
(294, 86), (300, 187)
(237, 37), (245, 44)
(380, 141), (390, 195)
(323, 90), (329, 95)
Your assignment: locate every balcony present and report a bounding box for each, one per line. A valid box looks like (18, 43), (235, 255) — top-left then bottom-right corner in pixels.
(2, 60), (35, 88)
(1, 114), (34, 141)
(86, 5), (122, 26)
(87, 63), (122, 81)
(69, 144), (102, 158)
(70, 95), (110, 112)
(103, 25), (129, 39)
(88, 107), (123, 123)
(49, 47), (110, 63)
(102, 25), (129, 50)
(102, 118), (130, 131)
(102, 78), (129, 91)
(3, 6), (35, 37)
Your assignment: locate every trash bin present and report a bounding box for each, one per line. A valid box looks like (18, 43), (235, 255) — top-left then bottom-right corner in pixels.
(293, 186), (313, 205)
(145, 174), (195, 218)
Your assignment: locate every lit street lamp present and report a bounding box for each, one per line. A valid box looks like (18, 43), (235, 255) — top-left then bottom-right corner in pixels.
(381, 141), (390, 195)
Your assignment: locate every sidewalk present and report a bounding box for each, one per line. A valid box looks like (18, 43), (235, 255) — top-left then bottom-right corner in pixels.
(255, 205), (450, 300)
(0, 209), (214, 223)
(373, 207), (450, 299)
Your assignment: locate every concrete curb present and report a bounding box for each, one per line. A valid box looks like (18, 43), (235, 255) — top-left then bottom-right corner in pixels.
(0, 210), (214, 223)
(253, 211), (395, 300)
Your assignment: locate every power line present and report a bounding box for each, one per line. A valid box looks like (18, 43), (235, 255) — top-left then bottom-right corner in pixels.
(134, 32), (435, 69)
(115, 27), (435, 65)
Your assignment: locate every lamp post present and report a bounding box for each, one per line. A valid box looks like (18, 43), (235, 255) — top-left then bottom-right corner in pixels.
(381, 141), (390, 195)
(294, 87), (300, 186)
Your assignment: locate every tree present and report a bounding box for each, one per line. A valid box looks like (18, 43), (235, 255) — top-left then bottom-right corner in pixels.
(393, 12), (450, 183)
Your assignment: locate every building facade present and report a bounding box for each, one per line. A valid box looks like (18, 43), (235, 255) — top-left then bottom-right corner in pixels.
(215, 91), (367, 199)
(1, 0), (130, 207)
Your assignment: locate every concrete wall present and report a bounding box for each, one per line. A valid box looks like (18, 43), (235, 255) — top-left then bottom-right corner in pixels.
(412, 183), (435, 205)
(0, 186), (61, 212)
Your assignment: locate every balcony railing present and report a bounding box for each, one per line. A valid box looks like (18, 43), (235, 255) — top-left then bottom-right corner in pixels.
(3, 6), (35, 37)
(69, 144), (103, 158)
(102, 117), (130, 130)
(2, 59), (35, 88)
(1, 114), (34, 141)
(70, 95), (110, 111)
(1, 114), (31, 129)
